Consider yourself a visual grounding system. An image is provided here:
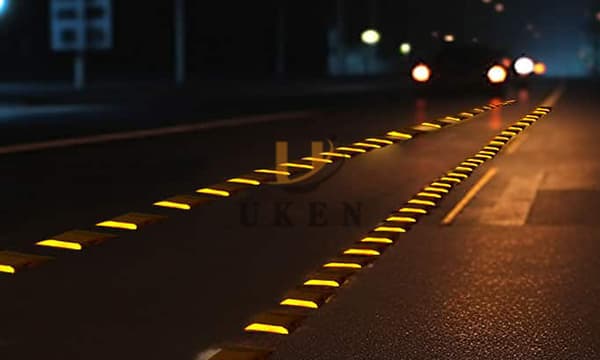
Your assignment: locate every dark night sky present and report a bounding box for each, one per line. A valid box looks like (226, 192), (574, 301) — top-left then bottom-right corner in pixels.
(0, 0), (595, 82)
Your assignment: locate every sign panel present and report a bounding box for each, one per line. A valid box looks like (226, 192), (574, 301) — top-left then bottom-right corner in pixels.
(50, 0), (112, 52)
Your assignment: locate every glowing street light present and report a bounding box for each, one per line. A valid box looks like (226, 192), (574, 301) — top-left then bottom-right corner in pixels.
(443, 34), (455, 43)
(482, 0), (492, 3)
(361, 29), (381, 45)
(494, 3), (505, 13)
(399, 43), (411, 55)
(514, 56), (535, 76)
(0, 0), (8, 15)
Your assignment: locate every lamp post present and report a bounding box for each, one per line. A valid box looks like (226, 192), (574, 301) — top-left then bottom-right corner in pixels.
(174, 0), (186, 85)
(336, 0), (346, 74)
(360, 0), (381, 75)
(361, 28), (380, 74)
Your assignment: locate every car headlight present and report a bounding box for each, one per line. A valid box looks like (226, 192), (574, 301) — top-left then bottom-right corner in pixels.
(514, 56), (535, 76)
(411, 63), (431, 83)
(487, 65), (508, 84)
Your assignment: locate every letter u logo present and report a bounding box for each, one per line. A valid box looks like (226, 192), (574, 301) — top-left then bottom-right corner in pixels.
(273, 140), (334, 185)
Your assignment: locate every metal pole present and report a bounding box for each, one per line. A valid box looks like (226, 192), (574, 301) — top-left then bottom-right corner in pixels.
(174, 0), (186, 85)
(74, 51), (86, 90)
(369, 0), (377, 27)
(74, 0), (86, 90)
(368, 0), (377, 75)
(275, 3), (286, 76)
(336, 0), (346, 74)
(463, 0), (469, 41)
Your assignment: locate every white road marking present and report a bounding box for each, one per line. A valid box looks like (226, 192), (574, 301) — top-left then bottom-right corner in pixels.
(506, 85), (564, 156)
(541, 163), (600, 190)
(443, 88), (564, 224)
(541, 84), (565, 107)
(195, 348), (221, 360)
(505, 133), (528, 155)
(0, 111), (313, 155)
(441, 168), (498, 225)
(479, 172), (544, 226)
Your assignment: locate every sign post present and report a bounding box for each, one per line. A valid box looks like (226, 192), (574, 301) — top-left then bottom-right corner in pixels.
(174, 0), (186, 85)
(50, 0), (113, 90)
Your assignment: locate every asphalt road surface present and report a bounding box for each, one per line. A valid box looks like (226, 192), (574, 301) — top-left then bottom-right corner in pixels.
(3, 80), (598, 360)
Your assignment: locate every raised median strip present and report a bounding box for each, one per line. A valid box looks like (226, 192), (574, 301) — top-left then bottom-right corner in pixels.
(36, 230), (117, 251)
(153, 100), (515, 210)
(0, 100), (515, 276)
(0, 251), (52, 274)
(201, 105), (552, 359)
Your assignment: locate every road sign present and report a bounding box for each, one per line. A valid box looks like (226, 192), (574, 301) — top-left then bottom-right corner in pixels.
(50, 0), (113, 52)
(50, 0), (112, 89)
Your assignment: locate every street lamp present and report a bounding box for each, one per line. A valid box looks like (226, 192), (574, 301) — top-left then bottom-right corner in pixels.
(494, 3), (504, 13)
(361, 29), (381, 45)
(0, 0), (8, 15)
(443, 34), (455, 43)
(399, 43), (411, 55)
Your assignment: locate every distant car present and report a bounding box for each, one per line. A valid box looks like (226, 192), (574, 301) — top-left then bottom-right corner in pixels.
(511, 55), (542, 89)
(410, 44), (510, 92)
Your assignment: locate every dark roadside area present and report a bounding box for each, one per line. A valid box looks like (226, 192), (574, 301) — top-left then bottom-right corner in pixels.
(0, 77), (410, 146)
(0, 76), (511, 148)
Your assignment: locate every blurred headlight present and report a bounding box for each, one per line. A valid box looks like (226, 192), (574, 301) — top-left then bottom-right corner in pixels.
(487, 65), (508, 84)
(514, 56), (535, 76)
(411, 63), (431, 83)
(534, 62), (547, 75)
